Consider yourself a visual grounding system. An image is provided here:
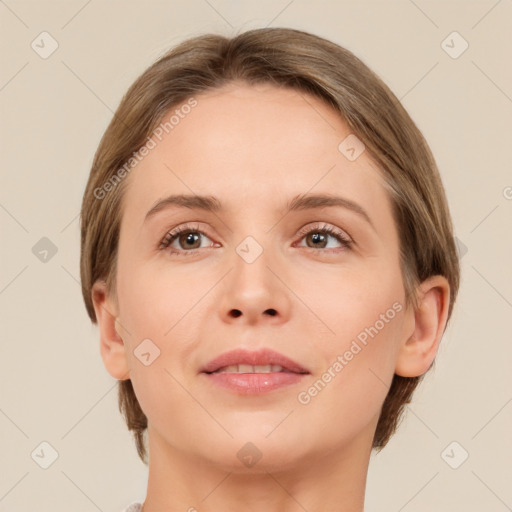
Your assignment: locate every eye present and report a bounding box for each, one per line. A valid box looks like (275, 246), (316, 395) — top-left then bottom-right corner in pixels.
(159, 222), (353, 256)
(159, 223), (216, 255)
(295, 223), (353, 251)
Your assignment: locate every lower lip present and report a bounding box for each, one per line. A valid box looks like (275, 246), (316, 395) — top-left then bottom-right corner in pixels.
(203, 371), (307, 394)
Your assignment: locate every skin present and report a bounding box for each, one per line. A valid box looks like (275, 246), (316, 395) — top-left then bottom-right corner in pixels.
(92, 81), (450, 512)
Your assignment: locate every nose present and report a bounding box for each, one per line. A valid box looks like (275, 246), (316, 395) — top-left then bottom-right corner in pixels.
(217, 243), (291, 326)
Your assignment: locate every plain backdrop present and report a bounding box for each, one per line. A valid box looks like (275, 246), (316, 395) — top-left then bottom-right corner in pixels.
(1, 1), (511, 511)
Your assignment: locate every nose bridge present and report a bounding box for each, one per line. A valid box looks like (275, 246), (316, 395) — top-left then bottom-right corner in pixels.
(218, 229), (290, 324)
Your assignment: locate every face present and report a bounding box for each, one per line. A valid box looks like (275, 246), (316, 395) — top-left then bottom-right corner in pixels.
(108, 82), (414, 471)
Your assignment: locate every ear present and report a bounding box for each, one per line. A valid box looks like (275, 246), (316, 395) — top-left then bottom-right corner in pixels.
(91, 280), (130, 381)
(395, 275), (451, 377)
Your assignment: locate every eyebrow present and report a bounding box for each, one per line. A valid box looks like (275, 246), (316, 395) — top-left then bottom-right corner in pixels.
(144, 193), (375, 230)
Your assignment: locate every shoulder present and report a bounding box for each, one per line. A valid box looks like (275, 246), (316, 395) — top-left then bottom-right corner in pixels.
(122, 503), (143, 512)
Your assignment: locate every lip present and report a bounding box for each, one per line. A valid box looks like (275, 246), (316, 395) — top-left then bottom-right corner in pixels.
(201, 348), (309, 374)
(201, 348), (309, 395)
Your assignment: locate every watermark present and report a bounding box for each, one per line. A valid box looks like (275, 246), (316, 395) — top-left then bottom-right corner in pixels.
(441, 31), (469, 59)
(503, 186), (512, 200)
(31, 31), (59, 59)
(237, 441), (263, 468)
(454, 236), (468, 259)
(338, 133), (365, 161)
(32, 236), (58, 263)
(31, 441), (59, 469)
(236, 236), (264, 264)
(441, 441), (469, 469)
(134, 338), (161, 366)
(93, 97), (198, 200)
(297, 301), (403, 405)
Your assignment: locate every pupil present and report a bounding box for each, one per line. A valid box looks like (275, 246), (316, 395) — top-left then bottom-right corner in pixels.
(183, 233), (199, 248)
(310, 233), (326, 248)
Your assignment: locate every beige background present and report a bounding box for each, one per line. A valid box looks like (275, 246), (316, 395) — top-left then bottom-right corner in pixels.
(1, 1), (511, 511)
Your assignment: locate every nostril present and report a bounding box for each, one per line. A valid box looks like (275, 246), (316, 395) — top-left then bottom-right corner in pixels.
(228, 309), (277, 317)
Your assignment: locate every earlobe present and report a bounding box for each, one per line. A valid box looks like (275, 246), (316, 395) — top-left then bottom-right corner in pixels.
(395, 275), (451, 378)
(91, 280), (130, 381)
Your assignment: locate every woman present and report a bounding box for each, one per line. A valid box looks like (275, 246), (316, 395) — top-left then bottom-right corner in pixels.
(80, 27), (459, 512)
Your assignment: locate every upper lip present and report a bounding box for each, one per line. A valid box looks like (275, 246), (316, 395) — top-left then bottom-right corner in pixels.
(201, 348), (309, 374)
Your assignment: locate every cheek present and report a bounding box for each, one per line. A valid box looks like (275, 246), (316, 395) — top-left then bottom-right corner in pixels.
(115, 267), (206, 428)
(294, 261), (404, 408)
(294, 300), (404, 447)
(292, 256), (405, 344)
(115, 261), (208, 397)
(117, 260), (204, 337)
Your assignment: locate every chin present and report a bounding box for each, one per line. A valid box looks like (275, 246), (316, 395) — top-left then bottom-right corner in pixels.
(204, 429), (314, 473)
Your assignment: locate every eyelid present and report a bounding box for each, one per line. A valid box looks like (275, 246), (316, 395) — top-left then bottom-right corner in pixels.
(293, 222), (354, 252)
(159, 222), (215, 251)
(159, 221), (354, 254)
(295, 222), (353, 243)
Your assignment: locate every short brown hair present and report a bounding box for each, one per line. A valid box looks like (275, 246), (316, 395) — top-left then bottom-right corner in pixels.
(80, 27), (460, 465)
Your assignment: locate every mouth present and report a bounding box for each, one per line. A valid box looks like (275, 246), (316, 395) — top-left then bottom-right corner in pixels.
(201, 348), (309, 394)
(207, 364), (299, 374)
(201, 347), (309, 374)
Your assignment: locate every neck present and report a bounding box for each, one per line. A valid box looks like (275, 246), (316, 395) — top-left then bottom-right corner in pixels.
(141, 424), (374, 512)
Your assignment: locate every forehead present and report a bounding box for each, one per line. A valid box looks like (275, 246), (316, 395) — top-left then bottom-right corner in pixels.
(161, 82), (356, 171)
(121, 81), (389, 222)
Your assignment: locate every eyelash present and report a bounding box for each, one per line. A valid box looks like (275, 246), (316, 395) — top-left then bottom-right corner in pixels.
(159, 222), (353, 256)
